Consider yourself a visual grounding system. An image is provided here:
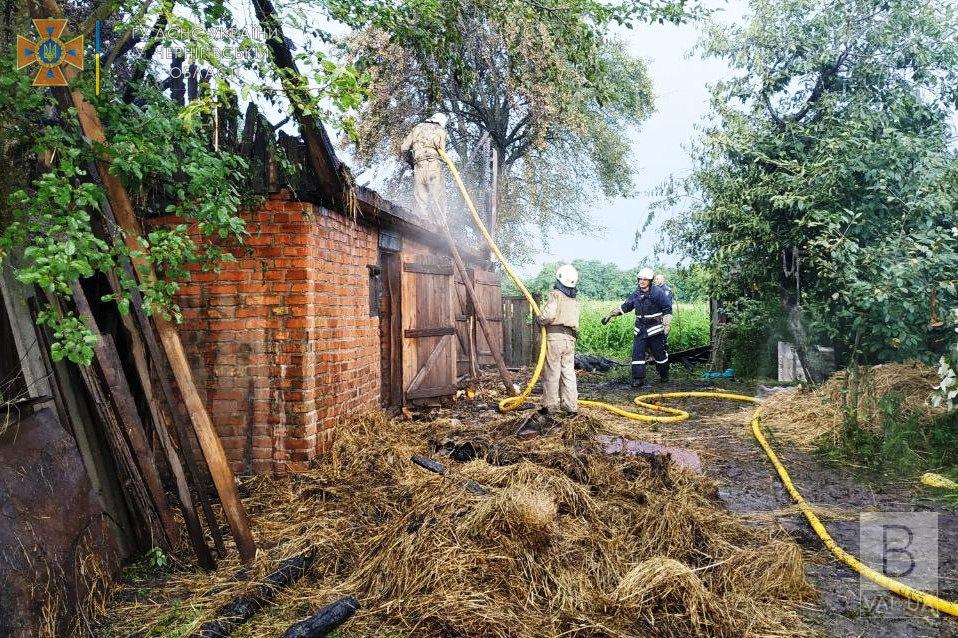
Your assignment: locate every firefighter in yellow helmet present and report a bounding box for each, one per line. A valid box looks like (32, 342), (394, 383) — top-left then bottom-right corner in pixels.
(400, 113), (448, 219)
(538, 264), (581, 414)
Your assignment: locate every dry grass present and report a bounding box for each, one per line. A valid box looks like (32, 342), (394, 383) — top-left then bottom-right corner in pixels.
(32, 537), (114, 638)
(761, 361), (942, 449)
(738, 503), (858, 524)
(96, 410), (816, 638)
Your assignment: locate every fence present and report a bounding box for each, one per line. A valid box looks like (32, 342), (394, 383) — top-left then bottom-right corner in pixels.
(502, 296), (539, 368)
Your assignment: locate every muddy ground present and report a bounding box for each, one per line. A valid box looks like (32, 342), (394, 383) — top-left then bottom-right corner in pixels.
(446, 372), (958, 638)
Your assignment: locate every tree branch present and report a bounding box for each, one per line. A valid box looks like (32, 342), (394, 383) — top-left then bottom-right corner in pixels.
(761, 91), (786, 128)
(504, 112), (531, 147)
(104, 0), (157, 69)
(790, 43), (853, 122)
(79, 0), (122, 36)
(122, 0), (175, 103)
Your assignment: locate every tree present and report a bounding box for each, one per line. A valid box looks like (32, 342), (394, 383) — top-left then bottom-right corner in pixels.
(0, 0), (366, 363)
(512, 259), (705, 301)
(331, 0), (693, 261)
(657, 0), (958, 370)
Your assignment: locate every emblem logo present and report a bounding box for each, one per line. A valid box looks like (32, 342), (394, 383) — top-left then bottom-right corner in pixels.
(17, 19), (84, 87)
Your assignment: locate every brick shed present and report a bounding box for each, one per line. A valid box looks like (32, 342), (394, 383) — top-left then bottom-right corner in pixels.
(158, 107), (504, 475)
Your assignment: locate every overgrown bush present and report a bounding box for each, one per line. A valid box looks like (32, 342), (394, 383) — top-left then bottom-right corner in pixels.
(577, 300), (710, 360)
(818, 393), (958, 480)
(932, 310), (958, 413)
(657, 0), (958, 368)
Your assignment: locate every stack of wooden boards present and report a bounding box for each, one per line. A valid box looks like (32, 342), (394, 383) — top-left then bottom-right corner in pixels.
(4, 0), (260, 570)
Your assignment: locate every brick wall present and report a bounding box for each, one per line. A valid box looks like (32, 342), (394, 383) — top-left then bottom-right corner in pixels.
(171, 192), (383, 475)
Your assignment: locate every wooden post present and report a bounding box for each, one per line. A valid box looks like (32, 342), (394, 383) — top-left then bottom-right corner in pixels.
(41, 291), (165, 549)
(98, 226), (226, 557)
(32, 0), (256, 563)
(71, 282), (182, 549)
(26, 295), (137, 553)
(0, 266), (52, 399)
(76, 357), (164, 550)
(437, 220), (516, 395)
(709, 298), (724, 370)
(488, 147), (498, 247)
(385, 253), (403, 408)
(103, 273), (216, 568)
(170, 54), (186, 106)
(468, 316), (479, 379)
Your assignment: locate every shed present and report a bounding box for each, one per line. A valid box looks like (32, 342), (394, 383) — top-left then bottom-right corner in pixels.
(157, 105), (505, 475)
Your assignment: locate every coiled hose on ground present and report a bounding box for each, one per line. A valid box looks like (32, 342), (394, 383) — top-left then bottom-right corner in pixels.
(436, 146), (958, 618)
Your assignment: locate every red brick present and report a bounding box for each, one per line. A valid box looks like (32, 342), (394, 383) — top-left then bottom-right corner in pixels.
(216, 270), (250, 282)
(172, 195), (411, 476)
(236, 306), (270, 318)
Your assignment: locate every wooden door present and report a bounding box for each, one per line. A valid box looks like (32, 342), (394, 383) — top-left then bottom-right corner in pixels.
(453, 268), (473, 378)
(379, 251), (403, 407)
(472, 268), (503, 365)
(401, 256), (457, 401)
(502, 296), (538, 367)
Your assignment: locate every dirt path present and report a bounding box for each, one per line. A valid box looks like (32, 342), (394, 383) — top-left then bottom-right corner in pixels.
(573, 376), (958, 638)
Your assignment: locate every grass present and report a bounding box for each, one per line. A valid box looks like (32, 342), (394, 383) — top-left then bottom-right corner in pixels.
(935, 474), (958, 510)
(576, 299), (710, 361)
(817, 393), (958, 485)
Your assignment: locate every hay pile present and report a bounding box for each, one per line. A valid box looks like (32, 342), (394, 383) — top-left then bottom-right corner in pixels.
(762, 361), (943, 448)
(97, 411), (815, 638)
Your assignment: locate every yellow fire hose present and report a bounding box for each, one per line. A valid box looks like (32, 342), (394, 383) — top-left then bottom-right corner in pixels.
(436, 146), (958, 618)
(922, 472), (958, 491)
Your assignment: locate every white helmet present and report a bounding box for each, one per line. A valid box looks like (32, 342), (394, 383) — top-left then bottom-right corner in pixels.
(637, 267), (654, 281)
(556, 264), (578, 288)
(426, 112), (448, 128)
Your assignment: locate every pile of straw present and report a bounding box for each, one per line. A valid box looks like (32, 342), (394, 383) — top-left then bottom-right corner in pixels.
(761, 362), (943, 448)
(97, 411), (815, 638)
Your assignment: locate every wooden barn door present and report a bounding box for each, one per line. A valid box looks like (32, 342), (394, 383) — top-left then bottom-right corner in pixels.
(472, 269), (503, 365)
(379, 251), (403, 408)
(402, 256), (457, 401)
(453, 268), (474, 378)
(502, 295), (538, 367)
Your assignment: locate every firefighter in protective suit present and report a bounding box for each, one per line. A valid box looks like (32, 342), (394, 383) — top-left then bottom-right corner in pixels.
(653, 273), (674, 306)
(538, 264), (581, 414)
(400, 113), (448, 219)
(602, 267), (672, 387)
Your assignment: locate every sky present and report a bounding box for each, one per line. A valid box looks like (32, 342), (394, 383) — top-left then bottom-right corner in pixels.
(514, 2), (746, 277)
(216, 0), (747, 278)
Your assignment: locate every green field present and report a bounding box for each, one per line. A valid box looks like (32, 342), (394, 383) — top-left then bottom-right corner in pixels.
(576, 299), (710, 361)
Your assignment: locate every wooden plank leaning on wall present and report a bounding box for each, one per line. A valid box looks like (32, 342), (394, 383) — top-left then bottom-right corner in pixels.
(29, 0), (256, 563)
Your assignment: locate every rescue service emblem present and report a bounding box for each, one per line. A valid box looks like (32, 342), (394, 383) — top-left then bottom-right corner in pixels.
(17, 19), (84, 86)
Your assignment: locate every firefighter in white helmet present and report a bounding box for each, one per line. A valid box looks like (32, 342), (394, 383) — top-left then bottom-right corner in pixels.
(538, 264), (581, 414)
(602, 266), (672, 387)
(400, 113), (448, 219)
